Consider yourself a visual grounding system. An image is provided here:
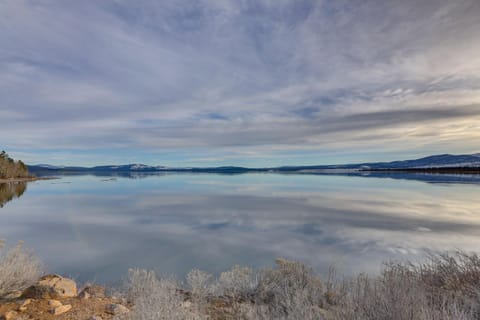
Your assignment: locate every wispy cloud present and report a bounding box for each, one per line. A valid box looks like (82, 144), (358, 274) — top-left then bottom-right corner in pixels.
(1, 0), (480, 165)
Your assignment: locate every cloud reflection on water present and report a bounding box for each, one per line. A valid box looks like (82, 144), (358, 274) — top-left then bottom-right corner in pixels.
(0, 174), (479, 283)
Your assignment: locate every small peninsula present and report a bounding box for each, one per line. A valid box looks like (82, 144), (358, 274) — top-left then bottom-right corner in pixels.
(0, 151), (36, 183)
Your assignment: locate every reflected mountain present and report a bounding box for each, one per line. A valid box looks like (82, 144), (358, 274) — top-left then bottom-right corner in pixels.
(307, 171), (480, 185)
(0, 182), (27, 208)
(33, 169), (480, 186)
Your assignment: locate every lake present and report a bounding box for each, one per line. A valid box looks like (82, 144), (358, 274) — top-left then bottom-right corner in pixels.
(1, 173), (479, 283)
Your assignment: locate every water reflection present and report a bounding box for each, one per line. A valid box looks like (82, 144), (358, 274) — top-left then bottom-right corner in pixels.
(0, 182), (27, 208)
(0, 174), (479, 283)
(36, 170), (480, 185)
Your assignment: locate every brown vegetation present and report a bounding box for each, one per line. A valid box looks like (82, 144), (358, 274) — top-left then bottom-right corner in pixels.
(0, 151), (29, 180)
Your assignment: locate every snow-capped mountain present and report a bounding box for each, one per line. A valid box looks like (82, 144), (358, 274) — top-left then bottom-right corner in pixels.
(366, 153), (480, 169)
(89, 164), (169, 171)
(34, 164), (65, 169)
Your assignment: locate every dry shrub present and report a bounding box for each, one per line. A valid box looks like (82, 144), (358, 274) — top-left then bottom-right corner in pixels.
(250, 258), (325, 320)
(186, 269), (215, 315)
(125, 268), (196, 320)
(0, 240), (42, 297)
(417, 251), (480, 301)
(218, 265), (255, 300)
(121, 252), (480, 320)
(332, 252), (480, 320)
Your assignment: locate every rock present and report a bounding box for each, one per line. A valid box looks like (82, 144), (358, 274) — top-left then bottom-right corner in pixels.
(18, 298), (32, 311)
(2, 291), (22, 300)
(50, 304), (72, 316)
(22, 274), (77, 299)
(48, 299), (63, 307)
(105, 303), (130, 315)
(79, 285), (105, 298)
(89, 316), (103, 320)
(3, 310), (18, 320)
(78, 291), (90, 299)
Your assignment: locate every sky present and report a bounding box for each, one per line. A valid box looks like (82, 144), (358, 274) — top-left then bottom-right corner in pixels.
(1, 0), (480, 167)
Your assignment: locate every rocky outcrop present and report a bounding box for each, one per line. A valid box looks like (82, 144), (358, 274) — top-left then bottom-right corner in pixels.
(22, 275), (77, 299)
(1, 274), (131, 320)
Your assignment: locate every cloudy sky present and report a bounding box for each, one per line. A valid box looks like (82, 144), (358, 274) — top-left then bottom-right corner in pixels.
(1, 0), (480, 166)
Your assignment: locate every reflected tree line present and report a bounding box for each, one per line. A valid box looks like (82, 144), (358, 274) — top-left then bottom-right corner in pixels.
(0, 182), (27, 208)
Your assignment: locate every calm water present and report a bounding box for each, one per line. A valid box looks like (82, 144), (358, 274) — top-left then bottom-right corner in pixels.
(1, 173), (480, 283)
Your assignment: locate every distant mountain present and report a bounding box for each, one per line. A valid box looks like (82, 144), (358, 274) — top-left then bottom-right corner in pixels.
(34, 164), (65, 169)
(28, 153), (480, 176)
(361, 153), (480, 169)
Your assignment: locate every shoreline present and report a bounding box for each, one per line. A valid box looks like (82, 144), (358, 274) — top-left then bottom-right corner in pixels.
(0, 176), (57, 183)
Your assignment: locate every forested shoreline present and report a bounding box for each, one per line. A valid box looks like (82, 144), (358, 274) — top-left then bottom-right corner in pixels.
(0, 151), (29, 179)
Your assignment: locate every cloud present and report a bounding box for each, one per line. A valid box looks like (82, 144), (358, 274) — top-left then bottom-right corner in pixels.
(1, 0), (480, 164)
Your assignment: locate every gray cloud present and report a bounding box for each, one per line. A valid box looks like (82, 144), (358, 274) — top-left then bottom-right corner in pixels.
(1, 0), (480, 164)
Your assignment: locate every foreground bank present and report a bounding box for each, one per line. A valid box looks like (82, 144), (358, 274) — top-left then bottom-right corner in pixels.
(1, 242), (479, 320)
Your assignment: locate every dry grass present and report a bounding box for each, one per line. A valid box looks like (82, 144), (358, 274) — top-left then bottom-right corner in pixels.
(0, 240), (42, 298)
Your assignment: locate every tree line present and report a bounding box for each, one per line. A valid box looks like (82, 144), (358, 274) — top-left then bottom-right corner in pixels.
(0, 151), (29, 179)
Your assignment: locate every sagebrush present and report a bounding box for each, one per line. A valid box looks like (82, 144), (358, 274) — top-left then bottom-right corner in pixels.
(0, 240), (42, 297)
(123, 252), (480, 320)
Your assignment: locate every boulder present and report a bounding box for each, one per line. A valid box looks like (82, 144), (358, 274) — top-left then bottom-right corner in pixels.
(3, 310), (18, 320)
(22, 275), (77, 299)
(79, 285), (105, 299)
(1, 291), (22, 300)
(105, 303), (129, 315)
(18, 299), (32, 312)
(79, 291), (90, 299)
(48, 299), (62, 307)
(50, 304), (72, 316)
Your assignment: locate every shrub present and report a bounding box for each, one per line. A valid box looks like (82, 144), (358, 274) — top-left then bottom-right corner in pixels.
(250, 258), (325, 320)
(218, 265), (256, 300)
(332, 253), (480, 320)
(124, 268), (197, 320)
(0, 240), (42, 297)
(121, 252), (480, 320)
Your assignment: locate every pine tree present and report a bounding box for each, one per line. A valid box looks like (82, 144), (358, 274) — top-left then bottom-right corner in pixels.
(0, 151), (30, 179)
